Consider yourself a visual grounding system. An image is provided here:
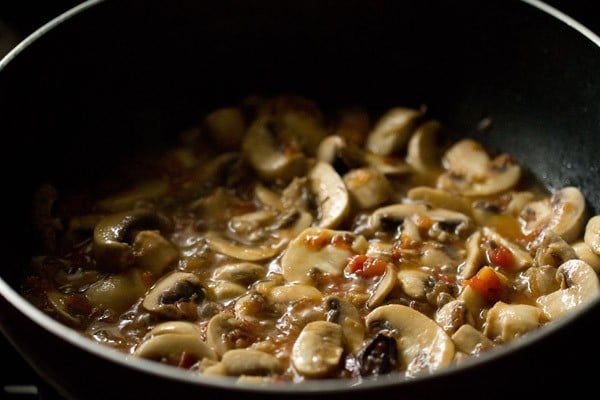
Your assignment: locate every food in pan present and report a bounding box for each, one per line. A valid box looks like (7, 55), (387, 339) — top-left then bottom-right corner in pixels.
(22, 94), (600, 382)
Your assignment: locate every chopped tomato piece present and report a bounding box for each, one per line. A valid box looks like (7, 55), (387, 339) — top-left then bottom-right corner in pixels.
(487, 245), (515, 270)
(346, 255), (387, 277)
(464, 266), (506, 304)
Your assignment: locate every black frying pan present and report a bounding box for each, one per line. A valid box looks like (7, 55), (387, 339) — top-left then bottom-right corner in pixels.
(0, 0), (599, 399)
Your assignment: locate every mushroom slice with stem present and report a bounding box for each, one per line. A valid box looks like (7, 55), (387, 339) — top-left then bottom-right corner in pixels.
(93, 209), (172, 271)
(280, 227), (368, 283)
(520, 186), (587, 245)
(308, 160), (350, 229)
(584, 215), (600, 255)
(324, 296), (365, 353)
(203, 348), (283, 377)
(291, 321), (344, 379)
(535, 259), (600, 321)
(142, 271), (205, 319)
(204, 208), (313, 261)
(365, 107), (424, 156)
(365, 304), (455, 377)
(437, 138), (521, 197)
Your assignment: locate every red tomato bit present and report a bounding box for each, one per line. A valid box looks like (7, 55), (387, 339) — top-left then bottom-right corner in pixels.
(346, 255), (387, 277)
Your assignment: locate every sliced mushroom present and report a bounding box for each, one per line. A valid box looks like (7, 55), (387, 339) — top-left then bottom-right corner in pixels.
(205, 207), (312, 261)
(96, 179), (169, 212)
(206, 312), (245, 357)
(397, 269), (431, 300)
(365, 107), (423, 156)
(146, 320), (204, 337)
(134, 332), (217, 365)
(407, 186), (472, 217)
(365, 304), (455, 376)
(93, 209), (171, 271)
(204, 231), (285, 261)
(142, 271), (205, 319)
(212, 262), (267, 286)
(451, 324), (495, 355)
(267, 283), (323, 304)
(132, 230), (179, 275)
(280, 227), (368, 283)
(291, 321), (344, 378)
(406, 120), (443, 175)
(584, 215), (600, 255)
(438, 139), (521, 196)
(85, 269), (147, 314)
(535, 259), (600, 321)
(308, 160), (350, 229)
(458, 231), (484, 280)
(204, 348), (283, 377)
(572, 241), (600, 272)
(343, 167), (392, 210)
(324, 296), (365, 353)
(242, 115), (307, 182)
(520, 186), (586, 244)
(483, 302), (543, 343)
(366, 263), (398, 309)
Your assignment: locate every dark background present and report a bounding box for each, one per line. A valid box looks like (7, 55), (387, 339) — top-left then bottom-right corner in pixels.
(0, 0), (598, 399)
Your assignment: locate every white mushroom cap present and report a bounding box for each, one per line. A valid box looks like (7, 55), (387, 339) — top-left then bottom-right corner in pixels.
(365, 304), (455, 376)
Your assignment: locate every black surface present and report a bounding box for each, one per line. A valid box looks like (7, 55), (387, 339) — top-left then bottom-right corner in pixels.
(0, 1), (599, 399)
